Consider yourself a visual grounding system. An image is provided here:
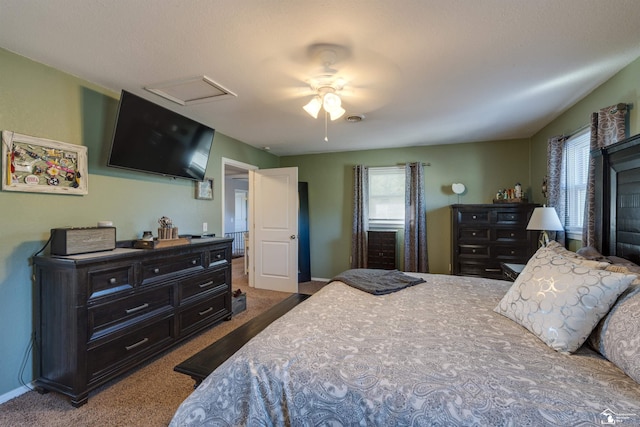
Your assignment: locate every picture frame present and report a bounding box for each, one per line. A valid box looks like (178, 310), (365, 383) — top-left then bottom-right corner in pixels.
(2, 131), (88, 195)
(196, 177), (213, 200)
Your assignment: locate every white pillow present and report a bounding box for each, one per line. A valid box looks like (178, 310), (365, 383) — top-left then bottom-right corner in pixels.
(494, 247), (635, 353)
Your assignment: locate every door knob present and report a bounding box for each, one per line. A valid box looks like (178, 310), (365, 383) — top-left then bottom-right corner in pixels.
(290, 235), (297, 240)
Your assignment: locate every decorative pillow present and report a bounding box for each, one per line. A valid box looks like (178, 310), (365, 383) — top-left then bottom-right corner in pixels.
(576, 246), (609, 261)
(546, 241), (610, 269)
(494, 246), (635, 353)
(588, 284), (640, 383)
(546, 240), (586, 259)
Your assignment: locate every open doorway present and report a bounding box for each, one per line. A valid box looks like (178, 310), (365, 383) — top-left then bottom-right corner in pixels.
(221, 158), (257, 275)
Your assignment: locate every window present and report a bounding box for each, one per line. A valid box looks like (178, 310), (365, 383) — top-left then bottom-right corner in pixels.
(368, 167), (405, 228)
(563, 129), (590, 239)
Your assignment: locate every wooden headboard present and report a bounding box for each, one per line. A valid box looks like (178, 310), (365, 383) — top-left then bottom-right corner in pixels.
(594, 133), (640, 263)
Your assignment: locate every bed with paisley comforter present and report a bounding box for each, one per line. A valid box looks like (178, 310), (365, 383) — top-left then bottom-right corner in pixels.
(170, 254), (640, 426)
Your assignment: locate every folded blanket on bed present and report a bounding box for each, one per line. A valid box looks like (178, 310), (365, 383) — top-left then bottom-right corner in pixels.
(331, 268), (425, 295)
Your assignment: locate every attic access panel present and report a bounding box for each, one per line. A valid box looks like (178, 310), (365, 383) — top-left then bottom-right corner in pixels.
(145, 76), (237, 105)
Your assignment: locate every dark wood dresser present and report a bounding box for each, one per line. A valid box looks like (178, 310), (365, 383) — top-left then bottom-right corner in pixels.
(451, 204), (539, 279)
(33, 237), (232, 407)
(367, 230), (397, 269)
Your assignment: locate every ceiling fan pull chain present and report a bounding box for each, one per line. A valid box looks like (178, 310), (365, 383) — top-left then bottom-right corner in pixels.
(324, 111), (329, 142)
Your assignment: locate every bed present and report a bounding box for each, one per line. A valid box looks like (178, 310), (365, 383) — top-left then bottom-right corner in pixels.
(170, 134), (640, 426)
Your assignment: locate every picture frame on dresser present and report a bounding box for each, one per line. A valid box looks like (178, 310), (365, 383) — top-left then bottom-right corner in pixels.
(1, 131), (88, 195)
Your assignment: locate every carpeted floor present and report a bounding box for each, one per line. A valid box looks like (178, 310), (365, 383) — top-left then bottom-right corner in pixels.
(0, 258), (326, 426)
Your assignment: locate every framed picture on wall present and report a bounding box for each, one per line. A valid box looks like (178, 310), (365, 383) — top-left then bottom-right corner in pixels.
(1, 130), (88, 195)
(196, 177), (213, 200)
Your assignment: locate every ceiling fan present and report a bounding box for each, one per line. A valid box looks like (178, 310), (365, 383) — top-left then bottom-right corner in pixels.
(301, 47), (348, 122)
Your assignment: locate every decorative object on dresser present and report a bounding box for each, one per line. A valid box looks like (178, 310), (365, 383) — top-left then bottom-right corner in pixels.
(493, 183), (527, 203)
(367, 230), (396, 269)
(33, 237), (233, 407)
(526, 205), (564, 247)
(451, 203), (539, 279)
(451, 182), (466, 203)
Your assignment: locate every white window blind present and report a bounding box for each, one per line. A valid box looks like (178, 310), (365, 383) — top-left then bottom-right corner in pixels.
(368, 166), (405, 227)
(563, 129), (590, 237)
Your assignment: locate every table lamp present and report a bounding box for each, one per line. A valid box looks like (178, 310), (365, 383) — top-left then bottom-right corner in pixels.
(526, 206), (564, 247)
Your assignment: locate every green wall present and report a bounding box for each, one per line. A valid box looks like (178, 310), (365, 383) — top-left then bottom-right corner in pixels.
(281, 139), (532, 278)
(0, 48), (278, 398)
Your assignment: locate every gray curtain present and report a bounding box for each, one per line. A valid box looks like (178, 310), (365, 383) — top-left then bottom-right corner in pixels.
(351, 165), (368, 268)
(583, 103), (627, 247)
(404, 162), (428, 272)
(546, 135), (567, 246)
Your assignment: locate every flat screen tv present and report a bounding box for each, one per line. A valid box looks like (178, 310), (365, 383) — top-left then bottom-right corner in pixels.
(107, 90), (215, 181)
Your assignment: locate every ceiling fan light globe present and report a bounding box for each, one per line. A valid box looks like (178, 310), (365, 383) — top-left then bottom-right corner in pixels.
(303, 97), (321, 119)
(328, 106), (346, 121)
(322, 92), (342, 111)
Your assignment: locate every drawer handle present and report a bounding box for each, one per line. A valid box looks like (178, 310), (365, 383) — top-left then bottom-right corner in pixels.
(125, 337), (149, 351)
(511, 250), (515, 255)
(153, 268), (160, 274)
(485, 268), (501, 272)
(472, 215), (477, 219)
(191, 259), (197, 265)
(199, 281), (214, 288)
(109, 278), (117, 285)
(216, 253), (222, 259)
(472, 249), (476, 253)
(510, 233), (515, 237)
(125, 303), (150, 314)
(198, 307), (213, 316)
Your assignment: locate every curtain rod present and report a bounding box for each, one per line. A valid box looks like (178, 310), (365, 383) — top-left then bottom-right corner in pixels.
(561, 123), (590, 140)
(354, 162), (431, 169)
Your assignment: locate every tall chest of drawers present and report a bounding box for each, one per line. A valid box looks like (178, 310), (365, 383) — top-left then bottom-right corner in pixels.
(33, 237), (232, 407)
(451, 204), (539, 279)
(367, 230), (397, 269)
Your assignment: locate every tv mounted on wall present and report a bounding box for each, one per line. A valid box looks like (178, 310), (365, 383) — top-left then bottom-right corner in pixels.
(107, 90), (215, 181)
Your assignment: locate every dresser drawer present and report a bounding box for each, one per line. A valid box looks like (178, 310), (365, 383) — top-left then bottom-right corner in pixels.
(88, 286), (173, 339)
(179, 292), (228, 334)
(88, 264), (134, 300)
(459, 228), (490, 241)
(457, 262), (503, 279)
(458, 244), (489, 257)
(208, 247), (229, 266)
(494, 228), (527, 241)
(180, 269), (227, 303)
(141, 252), (204, 283)
(459, 211), (490, 223)
(495, 210), (528, 224)
(88, 316), (174, 382)
(494, 245), (530, 259)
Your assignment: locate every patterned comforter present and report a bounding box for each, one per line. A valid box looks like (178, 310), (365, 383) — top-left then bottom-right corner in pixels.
(170, 274), (640, 426)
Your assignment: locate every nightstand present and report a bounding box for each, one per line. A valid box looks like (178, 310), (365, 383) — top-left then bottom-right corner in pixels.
(501, 262), (525, 281)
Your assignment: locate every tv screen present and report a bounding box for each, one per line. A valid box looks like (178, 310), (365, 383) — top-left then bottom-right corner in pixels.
(107, 90), (215, 181)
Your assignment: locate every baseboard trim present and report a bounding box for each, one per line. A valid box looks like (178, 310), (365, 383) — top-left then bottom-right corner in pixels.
(0, 383), (33, 405)
(311, 276), (329, 282)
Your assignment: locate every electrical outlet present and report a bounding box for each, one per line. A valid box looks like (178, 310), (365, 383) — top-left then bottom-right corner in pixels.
(202, 222), (208, 233)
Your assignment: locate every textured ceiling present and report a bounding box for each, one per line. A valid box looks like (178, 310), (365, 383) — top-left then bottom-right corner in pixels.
(1, 0), (640, 156)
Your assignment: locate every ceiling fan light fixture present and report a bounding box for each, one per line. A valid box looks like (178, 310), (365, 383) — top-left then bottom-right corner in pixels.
(303, 96), (322, 119)
(328, 105), (346, 121)
(322, 92), (341, 110)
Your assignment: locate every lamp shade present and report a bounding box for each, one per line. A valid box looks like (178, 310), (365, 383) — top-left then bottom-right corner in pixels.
(526, 206), (564, 231)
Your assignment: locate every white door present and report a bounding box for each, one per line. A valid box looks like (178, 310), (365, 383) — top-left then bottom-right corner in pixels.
(250, 167), (298, 293)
